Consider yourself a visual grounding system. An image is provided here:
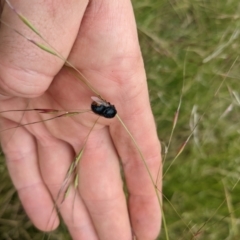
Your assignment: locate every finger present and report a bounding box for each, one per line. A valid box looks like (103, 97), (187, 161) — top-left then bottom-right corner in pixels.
(112, 67), (162, 240)
(113, 108), (162, 240)
(69, 0), (162, 238)
(0, 117), (58, 231)
(37, 137), (99, 240)
(0, 0), (88, 97)
(79, 127), (132, 240)
(111, 48), (162, 239)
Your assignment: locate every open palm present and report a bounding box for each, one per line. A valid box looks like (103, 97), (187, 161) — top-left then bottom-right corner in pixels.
(0, 0), (161, 239)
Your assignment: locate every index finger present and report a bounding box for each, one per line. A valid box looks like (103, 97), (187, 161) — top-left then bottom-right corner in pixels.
(72, 0), (162, 238)
(65, 0), (162, 238)
(86, 0), (162, 239)
(112, 95), (162, 240)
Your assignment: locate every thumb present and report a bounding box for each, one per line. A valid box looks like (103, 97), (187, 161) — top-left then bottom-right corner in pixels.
(0, 0), (88, 98)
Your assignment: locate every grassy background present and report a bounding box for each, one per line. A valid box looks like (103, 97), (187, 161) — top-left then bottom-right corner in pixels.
(1, 0), (240, 239)
(135, 0), (240, 239)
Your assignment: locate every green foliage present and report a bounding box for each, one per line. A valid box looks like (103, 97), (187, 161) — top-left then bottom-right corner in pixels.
(134, 0), (240, 239)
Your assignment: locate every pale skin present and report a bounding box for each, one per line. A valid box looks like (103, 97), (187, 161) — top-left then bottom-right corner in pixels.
(0, 0), (162, 240)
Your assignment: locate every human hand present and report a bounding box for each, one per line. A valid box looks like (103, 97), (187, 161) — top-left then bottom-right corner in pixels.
(0, 0), (162, 239)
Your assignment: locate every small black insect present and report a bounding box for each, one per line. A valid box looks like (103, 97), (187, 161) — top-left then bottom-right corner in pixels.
(91, 96), (117, 118)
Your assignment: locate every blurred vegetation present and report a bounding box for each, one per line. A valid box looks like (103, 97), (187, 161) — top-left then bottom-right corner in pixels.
(134, 0), (240, 239)
(1, 0), (240, 239)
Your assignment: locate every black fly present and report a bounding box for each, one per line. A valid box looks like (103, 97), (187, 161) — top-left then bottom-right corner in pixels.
(91, 96), (117, 118)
